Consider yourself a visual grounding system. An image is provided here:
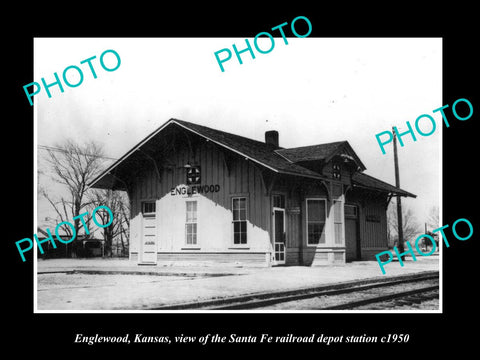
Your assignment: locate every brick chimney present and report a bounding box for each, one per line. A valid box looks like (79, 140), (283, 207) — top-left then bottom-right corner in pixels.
(265, 130), (279, 148)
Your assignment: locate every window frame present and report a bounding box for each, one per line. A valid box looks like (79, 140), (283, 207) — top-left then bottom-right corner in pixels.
(306, 198), (327, 246)
(332, 163), (341, 180)
(185, 200), (198, 246)
(232, 196), (248, 246)
(344, 204), (358, 219)
(141, 201), (156, 217)
(272, 194), (285, 209)
(333, 199), (344, 245)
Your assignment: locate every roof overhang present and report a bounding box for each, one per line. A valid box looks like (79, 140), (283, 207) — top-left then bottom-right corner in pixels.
(352, 173), (416, 198)
(88, 119), (325, 191)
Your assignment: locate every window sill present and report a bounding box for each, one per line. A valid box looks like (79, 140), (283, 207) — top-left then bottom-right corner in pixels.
(228, 247), (250, 250)
(306, 245), (346, 249)
(181, 247), (201, 250)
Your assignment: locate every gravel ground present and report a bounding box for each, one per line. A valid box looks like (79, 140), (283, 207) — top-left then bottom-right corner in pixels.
(36, 255), (440, 311)
(254, 279), (439, 310)
(37, 273), (197, 291)
(354, 291), (439, 310)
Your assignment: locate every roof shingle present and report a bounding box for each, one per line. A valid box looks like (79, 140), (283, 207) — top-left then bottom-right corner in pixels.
(276, 141), (346, 162)
(173, 119), (324, 179)
(352, 172), (416, 198)
(89, 118), (415, 197)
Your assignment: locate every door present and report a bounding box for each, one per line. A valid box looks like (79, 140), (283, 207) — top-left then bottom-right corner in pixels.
(273, 208), (286, 264)
(140, 202), (157, 264)
(345, 204), (360, 261)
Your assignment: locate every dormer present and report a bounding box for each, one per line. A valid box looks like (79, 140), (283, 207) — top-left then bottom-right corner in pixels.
(275, 141), (366, 183)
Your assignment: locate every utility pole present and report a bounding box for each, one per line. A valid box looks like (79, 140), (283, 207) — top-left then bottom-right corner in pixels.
(424, 222), (428, 252)
(393, 127), (405, 259)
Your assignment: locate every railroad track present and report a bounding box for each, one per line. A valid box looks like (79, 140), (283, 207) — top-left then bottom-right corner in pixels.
(320, 286), (439, 310)
(152, 271), (439, 310)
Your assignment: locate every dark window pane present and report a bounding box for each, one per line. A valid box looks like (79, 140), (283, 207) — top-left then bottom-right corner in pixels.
(307, 200), (325, 221)
(273, 195), (285, 208)
(240, 221), (247, 232)
(239, 209), (246, 221)
(234, 232), (240, 244)
(233, 198), (239, 210)
(239, 198), (246, 209)
(308, 224), (318, 244)
(308, 223), (325, 244)
(345, 205), (358, 218)
(240, 232), (247, 244)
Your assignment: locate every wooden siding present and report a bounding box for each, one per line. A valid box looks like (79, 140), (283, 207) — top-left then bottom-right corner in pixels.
(129, 139), (272, 263)
(295, 181), (347, 265)
(156, 252), (268, 266)
(359, 196), (387, 249)
(128, 132), (390, 266)
(346, 188), (389, 258)
(321, 160), (352, 186)
(131, 251), (268, 266)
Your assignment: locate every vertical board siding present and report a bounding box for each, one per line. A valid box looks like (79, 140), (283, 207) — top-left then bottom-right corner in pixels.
(346, 189), (388, 252)
(286, 190), (302, 249)
(248, 161), (255, 223)
(254, 167), (262, 230)
(130, 138), (270, 262)
(322, 162), (352, 186)
(129, 133), (390, 266)
(362, 197), (387, 248)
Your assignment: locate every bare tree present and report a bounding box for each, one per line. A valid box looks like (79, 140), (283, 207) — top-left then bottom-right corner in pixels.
(427, 205), (439, 230)
(40, 140), (106, 255)
(426, 205), (440, 251)
(387, 202), (421, 247)
(118, 199), (130, 256)
(90, 189), (130, 257)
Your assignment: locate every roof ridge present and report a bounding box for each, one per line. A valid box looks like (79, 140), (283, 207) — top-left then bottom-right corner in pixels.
(172, 118), (282, 149)
(278, 140), (347, 152)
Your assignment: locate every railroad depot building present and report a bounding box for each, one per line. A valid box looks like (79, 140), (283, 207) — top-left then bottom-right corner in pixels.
(89, 118), (415, 267)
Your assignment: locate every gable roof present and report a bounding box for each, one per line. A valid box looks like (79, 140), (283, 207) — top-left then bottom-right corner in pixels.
(89, 118), (326, 190)
(352, 172), (416, 198)
(88, 118), (415, 198)
(172, 119), (324, 179)
(276, 141), (366, 171)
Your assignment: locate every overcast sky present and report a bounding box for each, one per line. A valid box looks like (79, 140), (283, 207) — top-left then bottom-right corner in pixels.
(35, 37), (442, 228)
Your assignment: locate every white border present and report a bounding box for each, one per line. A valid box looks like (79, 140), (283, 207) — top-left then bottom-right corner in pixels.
(33, 37), (442, 314)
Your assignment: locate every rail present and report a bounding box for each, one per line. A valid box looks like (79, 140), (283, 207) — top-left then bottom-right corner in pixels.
(152, 270), (439, 310)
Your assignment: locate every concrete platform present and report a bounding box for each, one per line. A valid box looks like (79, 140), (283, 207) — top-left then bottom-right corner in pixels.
(35, 255), (440, 311)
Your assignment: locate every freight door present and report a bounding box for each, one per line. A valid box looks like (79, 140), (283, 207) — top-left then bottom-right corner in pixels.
(345, 204), (360, 261)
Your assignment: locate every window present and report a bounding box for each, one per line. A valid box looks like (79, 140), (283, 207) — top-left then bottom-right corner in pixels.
(307, 199), (326, 245)
(273, 194), (285, 209)
(345, 204), (358, 218)
(185, 201), (197, 245)
(332, 163), (341, 180)
(333, 200), (343, 245)
(232, 197), (247, 244)
(142, 201), (156, 216)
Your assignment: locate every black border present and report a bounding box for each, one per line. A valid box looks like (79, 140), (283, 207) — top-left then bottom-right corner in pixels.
(7, 5), (478, 355)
